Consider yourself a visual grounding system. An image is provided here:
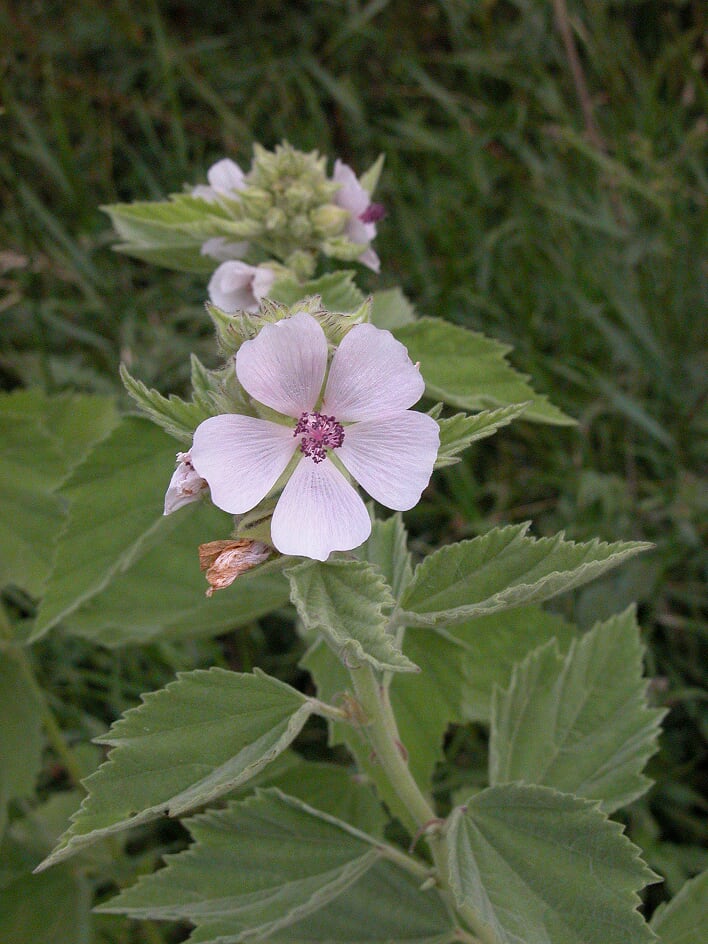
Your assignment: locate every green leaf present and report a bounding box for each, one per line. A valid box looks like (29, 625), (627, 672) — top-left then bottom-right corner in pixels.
(261, 761), (387, 838)
(270, 270), (365, 311)
(435, 404), (528, 468)
(0, 390), (118, 595)
(370, 288), (416, 331)
(38, 669), (317, 869)
(393, 318), (574, 425)
(650, 869), (708, 944)
(287, 559), (417, 673)
(0, 862), (92, 944)
(490, 607), (665, 812)
(355, 514), (413, 602)
(98, 789), (451, 944)
(31, 417), (288, 644)
(0, 650), (43, 835)
(400, 523), (652, 628)
(447, 783), (658, 944)
(120, 364), (212, 442)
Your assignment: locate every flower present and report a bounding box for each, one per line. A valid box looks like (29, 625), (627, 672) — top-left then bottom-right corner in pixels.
(332, 160), (381, 273)
(198, 539), (271, 596)
(163, 451), (208, 515)
(208, 261), (277, 312)
(200, 237), (249, 263)
(192, 158), (246, 204)
(189, 311), (439, 560)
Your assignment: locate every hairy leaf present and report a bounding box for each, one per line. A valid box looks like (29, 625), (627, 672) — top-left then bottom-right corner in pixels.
(400, 523), (652, 627)
(270, 270), (365, 311)
(38, 670), (316, 869)
(98, 789), (450, 944)
(0, 651), (43, 836)
(650, 869), (708, 944)
(447, 783), (658, 944)
(490, 607), (665, 811)
(394, 318), (573, 425)
(370, 287), (416, 330)
(435, 403), (528, 468)
(287, 560), (416, 673)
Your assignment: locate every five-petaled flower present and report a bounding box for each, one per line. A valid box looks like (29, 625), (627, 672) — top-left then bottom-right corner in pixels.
(187, 311), (439, 561)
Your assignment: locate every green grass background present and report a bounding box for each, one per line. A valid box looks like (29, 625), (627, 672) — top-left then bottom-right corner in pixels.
(1, 0), (706, 928)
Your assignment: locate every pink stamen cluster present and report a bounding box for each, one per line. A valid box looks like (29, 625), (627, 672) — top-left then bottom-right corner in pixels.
(294, 411), (345, 463)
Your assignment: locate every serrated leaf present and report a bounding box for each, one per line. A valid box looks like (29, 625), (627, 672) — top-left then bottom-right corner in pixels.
(0, 651), (43, 835)
(0, 862), (92, 944)
(38, 670), (316, 869)
(393, 318), (574, 425)
(447, 783), (658, 944)
(114, 241), (215, 273)
(98, 789), (451, 944)
(287, 560), (417, 673)
(435, 404), (528, 468)
(270, 271), (365, 311)
(302, 606), (575, 809)
(400, 523), (652, 628)
(650, 869), (708, 944)
(0, 391), (118, 594)
(355, 514), (413, 602)
(490, 607), (665, 812)
(120, 364), (213, 442)
(370, 288), (416, 330)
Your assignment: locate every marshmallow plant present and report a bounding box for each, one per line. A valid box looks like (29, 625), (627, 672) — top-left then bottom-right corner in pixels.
(27, 144), (695, 944)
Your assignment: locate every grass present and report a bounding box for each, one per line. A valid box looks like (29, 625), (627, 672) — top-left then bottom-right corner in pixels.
(1, 0), (706, 936)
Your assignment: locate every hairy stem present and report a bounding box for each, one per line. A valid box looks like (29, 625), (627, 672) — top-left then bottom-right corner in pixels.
(349, 663), (497, 944)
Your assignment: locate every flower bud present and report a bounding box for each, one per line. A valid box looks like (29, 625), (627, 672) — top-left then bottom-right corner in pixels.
(237, 186), (272, 218)
(264, 207), (287, 232)
(310, 203), (350, 238)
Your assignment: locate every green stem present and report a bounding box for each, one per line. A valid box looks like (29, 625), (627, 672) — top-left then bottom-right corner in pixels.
(349, 663), (497, 944)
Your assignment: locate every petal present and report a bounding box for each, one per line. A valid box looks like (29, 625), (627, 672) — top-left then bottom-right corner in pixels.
(337, 412), (439, 510)
(191, 414), (297, 514)
(207, 158), (246, 194)
(208, 261), (259, 312)
(236, 311), (328, 418)
(333, 160), (369, 215)
(163, 452), (208, 515)
(271, 457), (371, 560)
(323, 323), (425, 422)
(251, 265), (276, 301)
(358, 247), (380, 273)
(201, 237), (249, 262)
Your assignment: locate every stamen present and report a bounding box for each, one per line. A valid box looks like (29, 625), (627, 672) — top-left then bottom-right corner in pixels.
(294, 411), (345, 463)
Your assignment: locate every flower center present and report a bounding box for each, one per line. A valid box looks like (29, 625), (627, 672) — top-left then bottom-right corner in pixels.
(294, 411), (345, 463)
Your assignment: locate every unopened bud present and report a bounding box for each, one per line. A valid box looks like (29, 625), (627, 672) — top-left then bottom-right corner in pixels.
(310, 203), (350, 238)
(238, 186), (272, 218)
(199, 539), (271, 597)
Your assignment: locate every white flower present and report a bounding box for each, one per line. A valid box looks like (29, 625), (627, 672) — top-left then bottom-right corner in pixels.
(192, 158), (246, 204)
(208, 261), (277, 312)
(163, 451), (208, 515)
(332, 160), (382, 273)
(190, 311), (439, 561)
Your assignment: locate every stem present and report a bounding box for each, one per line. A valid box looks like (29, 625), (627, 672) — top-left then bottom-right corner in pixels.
(349, 664), (496, 944)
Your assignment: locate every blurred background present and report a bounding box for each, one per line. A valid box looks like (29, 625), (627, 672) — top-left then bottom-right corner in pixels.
(1, 0), (706, 912)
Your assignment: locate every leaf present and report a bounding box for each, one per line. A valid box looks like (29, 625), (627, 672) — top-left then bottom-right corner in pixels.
(38, 669), (317, 870)
(355, 514), (413, 601)
(32, 417), (288, 643)
(0, 390), (118, 595)
(490, 607), (665, 812)
(0, 862), (92, 944)
(370, 288), (416, 330)
(446, 783), (658, 944)
(0, 650), (43, 836)
(287, 559), (417, 673)
(270, 271), (365, 311)
(98, 789), (451, 944)
(650, 869), (708, 944)
(400, 523), (652, 628)
(120, 364), (212, 442)
(435, 404), (528, 468)
(393, 318), (574, 425)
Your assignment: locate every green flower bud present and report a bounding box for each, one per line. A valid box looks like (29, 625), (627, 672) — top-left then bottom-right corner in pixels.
(264, 206), (287, 232)
(238, 187), (272, 218)
(310, 203), (350, 238)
